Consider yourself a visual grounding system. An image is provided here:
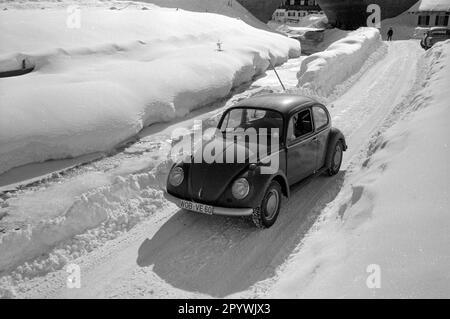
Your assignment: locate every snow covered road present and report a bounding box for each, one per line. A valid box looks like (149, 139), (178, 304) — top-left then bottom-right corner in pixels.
(1, 40), (424, 298)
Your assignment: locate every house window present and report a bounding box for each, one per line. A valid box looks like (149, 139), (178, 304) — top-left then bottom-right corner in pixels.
(418, 15), (430, 26)
(435, 15), (449, 26)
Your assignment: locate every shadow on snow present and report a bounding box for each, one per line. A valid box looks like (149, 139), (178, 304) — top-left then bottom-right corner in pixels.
(136, 171), (346, 297)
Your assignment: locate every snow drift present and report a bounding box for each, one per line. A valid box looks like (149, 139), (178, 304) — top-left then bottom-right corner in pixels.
(0, 6), (300, 175)
(0, 167), (169, 279)
(270, 40), (450, 298)
(297, 27), (386, 97)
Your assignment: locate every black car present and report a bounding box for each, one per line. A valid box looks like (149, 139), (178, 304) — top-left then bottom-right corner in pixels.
(165, 94), (347, 228)
(421, 27), (450, 50)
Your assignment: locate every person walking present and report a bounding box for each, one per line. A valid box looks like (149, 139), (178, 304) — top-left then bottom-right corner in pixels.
(387, 27), (394, 41)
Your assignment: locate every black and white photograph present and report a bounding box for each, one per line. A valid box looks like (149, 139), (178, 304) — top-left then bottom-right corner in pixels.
(0, 0), (449, 303)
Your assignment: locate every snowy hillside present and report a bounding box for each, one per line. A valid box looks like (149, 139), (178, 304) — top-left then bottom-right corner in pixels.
(0, 2), (300, 175)
(137, 0), (271, 30)
(0, 0), (270, 30)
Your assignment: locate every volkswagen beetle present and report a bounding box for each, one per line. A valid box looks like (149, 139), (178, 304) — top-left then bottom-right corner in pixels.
(164, 94), (347, 228)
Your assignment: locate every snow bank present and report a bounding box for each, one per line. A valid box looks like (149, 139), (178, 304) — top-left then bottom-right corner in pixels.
(0, 5), (300, 175)
(0, 161), (172, 282)
(297, 27), (386, 98)
(270, 41), (450, 298)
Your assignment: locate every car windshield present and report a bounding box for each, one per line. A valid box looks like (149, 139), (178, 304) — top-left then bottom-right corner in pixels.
(219, 108), (283, 136)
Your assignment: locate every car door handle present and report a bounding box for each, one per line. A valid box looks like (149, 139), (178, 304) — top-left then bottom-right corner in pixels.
(312, 136), (318, 141)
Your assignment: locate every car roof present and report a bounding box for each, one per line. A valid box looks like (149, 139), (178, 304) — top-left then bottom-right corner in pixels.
(231, 94), (320, 115)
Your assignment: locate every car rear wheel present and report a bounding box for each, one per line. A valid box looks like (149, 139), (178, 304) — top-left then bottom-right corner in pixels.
(252, 181), (282, 229)
(328, 140), (343, 176)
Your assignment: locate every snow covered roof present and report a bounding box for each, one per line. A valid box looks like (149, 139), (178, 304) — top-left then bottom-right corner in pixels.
(408, 0), (450, 12)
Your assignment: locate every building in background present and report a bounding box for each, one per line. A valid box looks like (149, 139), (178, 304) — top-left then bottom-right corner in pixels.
(272, 0), (322, 23)
(408, 0), (450, 27)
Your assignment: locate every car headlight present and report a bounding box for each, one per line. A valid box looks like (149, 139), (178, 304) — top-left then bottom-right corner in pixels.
(232, 178), (250, 199)
(168, 166), (184, 187)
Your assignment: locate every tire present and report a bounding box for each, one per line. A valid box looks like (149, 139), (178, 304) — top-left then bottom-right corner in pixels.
(328, 140), (343, 176)
(252, 181), (282, 229)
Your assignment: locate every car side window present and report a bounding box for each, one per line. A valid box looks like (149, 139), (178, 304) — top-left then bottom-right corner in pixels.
(312, 106), (329, 131)
(287, 109), (313, 142)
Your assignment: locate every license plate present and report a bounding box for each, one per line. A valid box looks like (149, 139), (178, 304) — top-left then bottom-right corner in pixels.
(180, 200), (214, 215)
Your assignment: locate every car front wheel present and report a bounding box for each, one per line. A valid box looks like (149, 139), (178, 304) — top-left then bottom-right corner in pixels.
(328, 140), (343, 176)
(252, 181), (282, 229)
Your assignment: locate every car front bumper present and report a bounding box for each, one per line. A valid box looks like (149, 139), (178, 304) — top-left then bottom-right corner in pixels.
(163, 191), (253, 217)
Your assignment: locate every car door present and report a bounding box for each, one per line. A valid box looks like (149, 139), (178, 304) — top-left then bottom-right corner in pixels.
(286, 108), (317, 185)
(312, 105), (331, 171)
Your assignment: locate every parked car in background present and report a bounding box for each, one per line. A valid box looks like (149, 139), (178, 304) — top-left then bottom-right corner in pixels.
(421, 27), (450, 50)
(165, 94), (347, 228)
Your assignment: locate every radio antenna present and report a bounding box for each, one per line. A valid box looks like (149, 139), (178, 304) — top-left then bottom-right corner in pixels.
(268, 59), (286, 92)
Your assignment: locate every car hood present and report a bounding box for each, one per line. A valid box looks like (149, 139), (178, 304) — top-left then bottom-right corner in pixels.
(186, 136), (267, 202)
